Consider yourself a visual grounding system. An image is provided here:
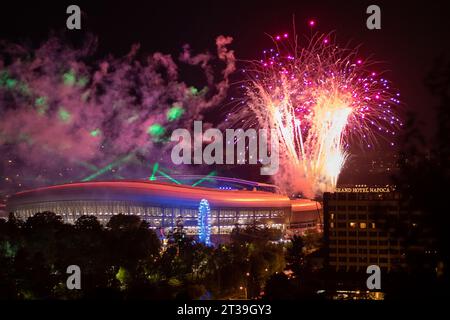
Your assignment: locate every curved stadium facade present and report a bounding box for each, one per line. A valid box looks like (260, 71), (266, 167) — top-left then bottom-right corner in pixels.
(6, 177), (321, 236)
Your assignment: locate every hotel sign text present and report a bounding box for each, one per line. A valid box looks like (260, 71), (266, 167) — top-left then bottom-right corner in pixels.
(335, 187), (391, 193)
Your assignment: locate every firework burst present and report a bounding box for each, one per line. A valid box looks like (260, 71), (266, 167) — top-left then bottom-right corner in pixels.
(234, 29), (401, 197)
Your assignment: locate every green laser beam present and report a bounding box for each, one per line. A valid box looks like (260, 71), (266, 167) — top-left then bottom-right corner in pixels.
(76, 161), (99, 172)
(157, 170), (181, 185)
(149, 163), (159, 181)
(81, 153), (135, 182)
(191, 171), (217, 187)
(71, 160), (123, 183)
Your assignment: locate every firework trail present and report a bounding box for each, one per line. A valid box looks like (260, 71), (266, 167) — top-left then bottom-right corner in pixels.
(235, 30), (401, 197)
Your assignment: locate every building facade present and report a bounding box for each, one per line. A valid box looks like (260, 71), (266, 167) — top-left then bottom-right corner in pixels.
(323, 186), (404, 273)
(6, 180), (321, 237)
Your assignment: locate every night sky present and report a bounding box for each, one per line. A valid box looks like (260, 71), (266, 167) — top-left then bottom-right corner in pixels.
(0, 0), (449, 197)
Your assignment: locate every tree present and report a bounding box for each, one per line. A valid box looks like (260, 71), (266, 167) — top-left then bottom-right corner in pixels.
(105, 214), (161, 292)
(106, 214), (141, 231)
(285, 235), (305, 277)
(391, 56), (450, 297)
(13, 212), (69, 299)
(263, 273), (297, 300)
(65, 215), (110, 296)
(166, 216), (189, 252)
(0, 214), (23, 299)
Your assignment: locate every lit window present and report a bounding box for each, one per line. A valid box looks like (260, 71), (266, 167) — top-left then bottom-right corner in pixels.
(331, 213), (335, 220)
(371, 222), (376, 229)
(330, 222), (334, 229)
(349, 222), (356, 228)
(360, 222), (367, 229)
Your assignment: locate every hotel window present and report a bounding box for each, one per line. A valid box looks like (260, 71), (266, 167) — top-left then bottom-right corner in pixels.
(338, 194), (347, 201)
(330, 222), (334, 228)
(330, 213), (334, 220)
(371, 222), (376, 229)
(349, 222), (356, 228)
(360, 222), (367, 229)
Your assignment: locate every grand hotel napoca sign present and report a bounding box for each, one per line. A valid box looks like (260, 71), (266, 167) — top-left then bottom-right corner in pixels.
(334, 186), (393, 193)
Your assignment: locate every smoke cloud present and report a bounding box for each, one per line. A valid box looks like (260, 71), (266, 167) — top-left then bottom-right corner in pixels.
(0, 35), (235, 192)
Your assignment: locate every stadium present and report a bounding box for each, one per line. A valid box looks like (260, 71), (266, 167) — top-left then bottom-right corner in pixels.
(5, 176), (322, 238)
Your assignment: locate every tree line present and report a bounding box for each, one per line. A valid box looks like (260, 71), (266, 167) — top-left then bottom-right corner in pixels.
(0, 212), (317, 300)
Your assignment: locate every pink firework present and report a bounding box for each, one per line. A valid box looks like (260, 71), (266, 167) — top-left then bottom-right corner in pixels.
(236, 31), (401, 197)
